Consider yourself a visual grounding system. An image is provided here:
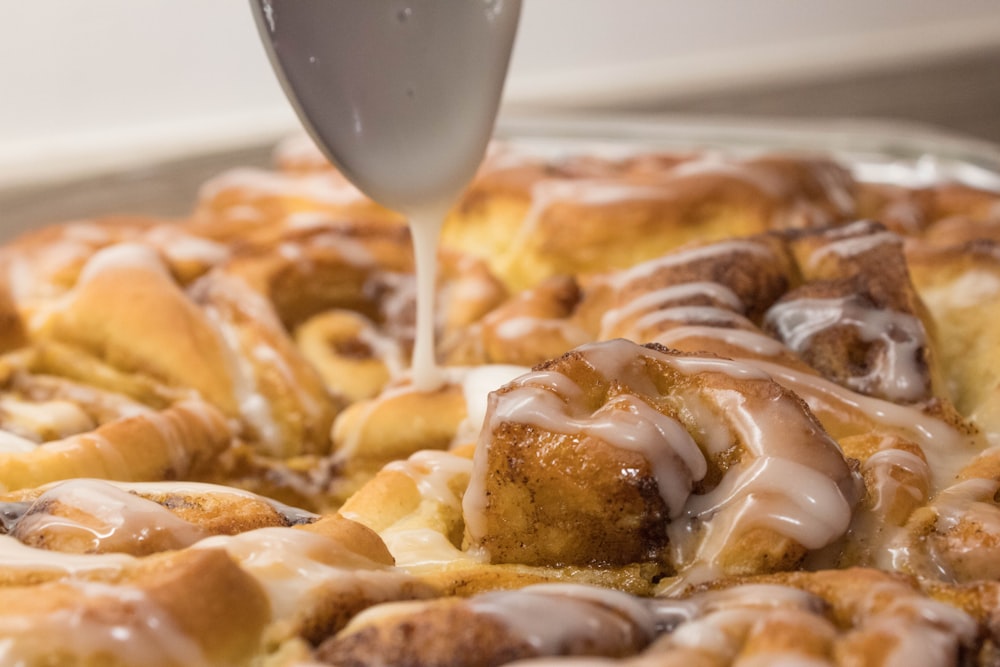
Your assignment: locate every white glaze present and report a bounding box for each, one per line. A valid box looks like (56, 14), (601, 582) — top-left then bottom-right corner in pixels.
(2, 478), (317, 556)
(628, 306), (754, 339)
(491, 384), (707, 519)
(491, 316), (589, 345)
(350, 449), (482, 568)
(196, 274), (286, 452)
(12, 479), (210, 552)
(384, 450), (472, 510)
(599, 281), (744, 337)
(746, 358), (980, 492)
(805, 223), (900, 269)
(669, 156), (794, 197)
(864, 445), (931, 516)
(653, 325), (788, 357)
(192, 526), (414, 622)
(408, 207), (448, 391)
(378, 526), (469, 568)
(455, 364), (529, 444)
(468, 584), (658, 652)
(606, 240), (775, 290)
(765, 296), (928, 402)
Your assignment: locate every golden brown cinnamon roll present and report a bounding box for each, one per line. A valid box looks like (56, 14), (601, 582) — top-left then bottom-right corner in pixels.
(858, 180), (1000, 237)
(444, 151), (857, 290)
(315, 584), (660, 667)
(0, 351), (233, 492)
(307, 569), (985, 667)
(0, 547), (271, 667)
(662, 569), (981, 667)
(189, 167), (404, 247)
(465, 339), (860, 582)
(906, 237), (1000, 436)
(0, 478), (315, 555)
(0, 478), (433, 663)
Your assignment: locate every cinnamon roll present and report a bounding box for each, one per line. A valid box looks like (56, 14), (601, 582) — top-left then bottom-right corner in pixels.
(464, 339), (861, 581)
(0, 478), (433, 664)
(444, 150), (858, 290)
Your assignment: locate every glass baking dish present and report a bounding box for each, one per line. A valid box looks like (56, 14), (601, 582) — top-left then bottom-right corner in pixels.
(495, 113), (1000, 192)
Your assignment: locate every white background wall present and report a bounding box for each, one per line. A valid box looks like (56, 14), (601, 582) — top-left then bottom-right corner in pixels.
(3, 1), (1000, 188)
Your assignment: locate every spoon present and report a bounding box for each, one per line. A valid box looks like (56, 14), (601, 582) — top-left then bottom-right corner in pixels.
(250, 0), (522, 390)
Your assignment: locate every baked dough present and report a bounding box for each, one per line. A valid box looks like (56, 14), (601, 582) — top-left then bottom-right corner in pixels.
(1, 136), (999, 665)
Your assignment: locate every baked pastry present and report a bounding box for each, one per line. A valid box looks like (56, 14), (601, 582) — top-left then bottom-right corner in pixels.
(314, 569), (988, 667)
(2, 131), (1000, 665)
(464, 340), (860, 576)
(0, 478), (433, 665)
(444, 150), (858, 290)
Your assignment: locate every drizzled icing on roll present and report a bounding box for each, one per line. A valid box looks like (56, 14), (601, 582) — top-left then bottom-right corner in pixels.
(376, 450), (477, 568)
(765, 295), (929, 402)
(464, 583), (661, 653)
(605, 239), (777, 291)
(748, 359), (977, 491)
(194, 526), (408, 622)
(804, 219), (901, 268)
(0, 478), (317, 555)
(320, 582), (671, 665)
(464, 338), (860, 580)
(7, 479), (211, 553)
(323, 576), (978, 667)
(484, 371), (706, 520)
(599, 281), (745, 337)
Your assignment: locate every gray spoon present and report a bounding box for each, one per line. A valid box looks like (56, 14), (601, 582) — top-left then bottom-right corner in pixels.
(249, 0), (522, 389)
